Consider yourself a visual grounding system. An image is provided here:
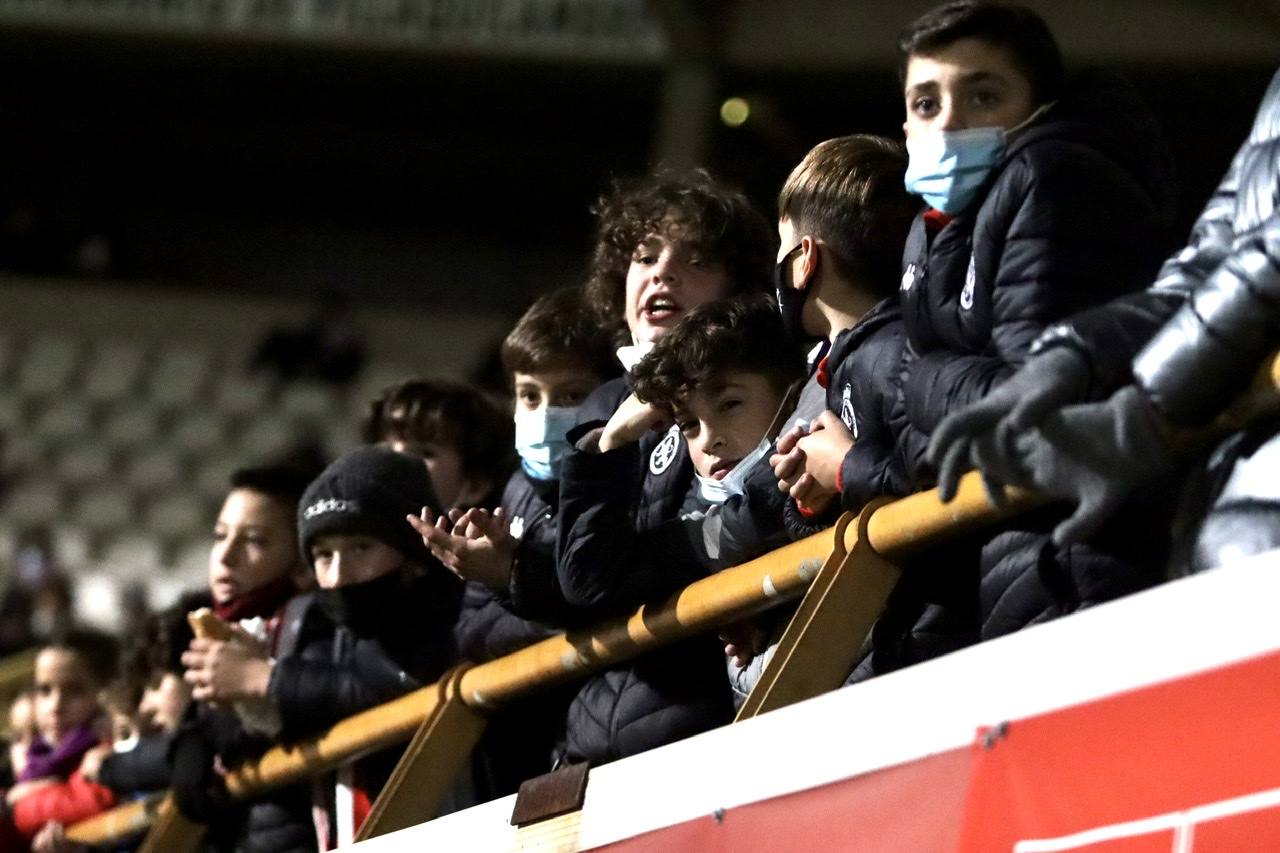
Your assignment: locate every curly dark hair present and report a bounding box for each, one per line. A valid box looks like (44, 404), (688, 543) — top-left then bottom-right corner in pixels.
(584, 170), (775, 349)
(362, 378), (516, 497)
(630, 294), (804, 409)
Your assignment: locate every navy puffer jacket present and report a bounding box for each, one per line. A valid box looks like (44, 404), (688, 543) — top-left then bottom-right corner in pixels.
(895, 73), (1178, 641)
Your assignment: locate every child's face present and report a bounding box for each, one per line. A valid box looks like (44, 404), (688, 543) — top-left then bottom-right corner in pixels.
(903, 37), (1036, 140)
(310, 534), (404, 589)
(209, 488), (301, 605)
(33, 648), (100, 745)
(385, 438), (475, 510)
(139, 672), (190, 735)
(673, 371), (784, 479)
(624, 227), (732, 344)
(513, 367), (601, 414)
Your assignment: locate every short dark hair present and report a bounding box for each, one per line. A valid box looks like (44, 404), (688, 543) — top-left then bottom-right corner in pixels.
(229, 466), (314, 513)
(778, 135), (920, 299)
(584, 170), (775, 348)
(899, 2), (1064, 104)
(631, 294), (804, 408)
(45, 628), (119, 687)
(501, 286), (620, 382)
(362, 378), (515, 492)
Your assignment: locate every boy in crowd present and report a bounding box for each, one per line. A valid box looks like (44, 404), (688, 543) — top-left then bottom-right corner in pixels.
(398, 289), (615, 806)
(410, 287), (618, 629)
(767, 134), (920, 521)
(780, 1), (1177, 663)
(363, 378), (514, 512)
(558, 294), (804, 614)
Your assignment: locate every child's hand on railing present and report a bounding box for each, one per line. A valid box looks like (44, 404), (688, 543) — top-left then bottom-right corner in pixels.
(719, 620), (769, 668)
(409, 506), (516, 590)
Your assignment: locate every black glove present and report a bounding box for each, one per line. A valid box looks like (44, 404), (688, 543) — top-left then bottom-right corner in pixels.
(929, 345), (1093, 502)
(989, 386), (1178, 546)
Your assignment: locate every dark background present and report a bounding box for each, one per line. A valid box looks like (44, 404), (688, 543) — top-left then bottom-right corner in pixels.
(0, 25), (1272, 321)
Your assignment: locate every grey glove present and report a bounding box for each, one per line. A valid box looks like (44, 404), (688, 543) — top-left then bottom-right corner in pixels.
(994, 385), (1178, 546)
(929, 345), (1093, 502)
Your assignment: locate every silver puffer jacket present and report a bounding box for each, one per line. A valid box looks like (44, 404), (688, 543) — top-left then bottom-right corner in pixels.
(1132, 69), (1280, 425)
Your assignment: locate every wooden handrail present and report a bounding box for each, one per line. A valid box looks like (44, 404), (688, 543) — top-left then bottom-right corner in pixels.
(67, 349), (1280, 846)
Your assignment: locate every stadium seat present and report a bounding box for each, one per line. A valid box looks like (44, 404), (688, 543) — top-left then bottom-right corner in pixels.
(33, 399), (93, 445)
(101, 404), (162, 450)
(82, 339), (149, 404)
(15, 335), (82, 399)
(54, 443), (115, 488)
(148, 346), (214, 406)
(73, 485), (136, 533)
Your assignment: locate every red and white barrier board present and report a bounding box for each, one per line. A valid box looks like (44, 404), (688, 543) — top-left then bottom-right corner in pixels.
(348, 549), (1280, 853)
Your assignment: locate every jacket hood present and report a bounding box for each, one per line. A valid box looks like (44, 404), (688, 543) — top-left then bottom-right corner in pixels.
(1009, 70), (1178, 226)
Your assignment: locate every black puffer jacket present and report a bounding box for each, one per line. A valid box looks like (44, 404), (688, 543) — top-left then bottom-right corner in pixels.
(896, 74), (1177, 640)
(269, 567), (460, 845)
(831, 298), (914, 512)
(170, 595), (316, 853)
(556, 377), (732, 766)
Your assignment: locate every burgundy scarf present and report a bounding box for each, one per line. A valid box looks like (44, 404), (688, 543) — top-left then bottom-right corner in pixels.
(20, 723), (100, 782)
(213, 576), (297, 623)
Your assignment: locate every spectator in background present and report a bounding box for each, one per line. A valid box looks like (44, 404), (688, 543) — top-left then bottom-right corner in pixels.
(250, 289), (366, 386)
(172, 467), (314, 853)
(6, 631), (119, 850)
(363, 378), (515, 512)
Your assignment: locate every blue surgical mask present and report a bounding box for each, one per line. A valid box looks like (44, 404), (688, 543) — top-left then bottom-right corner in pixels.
(515, 405), (579, 481)
(694, 437), (772, 504)
(904, 126), (1007, 214)
(904, 103), (1055, 215)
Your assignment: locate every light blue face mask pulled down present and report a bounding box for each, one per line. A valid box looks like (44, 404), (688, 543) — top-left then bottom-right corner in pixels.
(904, 126), (1007, 214)
(694, 437), (772, 504)
(515, 405), (579, 481)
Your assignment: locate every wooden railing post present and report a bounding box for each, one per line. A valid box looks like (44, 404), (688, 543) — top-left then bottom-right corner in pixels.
(353, 667), (489, 841)
(736, 504), (899, 720)
(135, 796), (205, 853)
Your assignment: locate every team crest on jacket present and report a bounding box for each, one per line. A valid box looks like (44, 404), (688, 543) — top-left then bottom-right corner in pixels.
(960, 254), (976, 310)
(839, 383), (858, 439)
(900, 263), (917, 292)
(509, 515), (526, 540)
(649, 425), (680, 475)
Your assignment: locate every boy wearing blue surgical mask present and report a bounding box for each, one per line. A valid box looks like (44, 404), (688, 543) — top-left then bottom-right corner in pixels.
(787, 2), (1178, 676)
(410, 287), (617, 621)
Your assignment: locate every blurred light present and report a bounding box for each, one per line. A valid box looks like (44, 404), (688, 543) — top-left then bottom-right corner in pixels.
(720, 97), (751, 127)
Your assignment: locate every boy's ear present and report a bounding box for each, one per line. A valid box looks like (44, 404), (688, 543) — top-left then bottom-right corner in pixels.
(797, 235), (821, 290)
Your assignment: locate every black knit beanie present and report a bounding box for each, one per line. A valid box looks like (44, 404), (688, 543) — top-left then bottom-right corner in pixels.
(297, 446), (439, 566)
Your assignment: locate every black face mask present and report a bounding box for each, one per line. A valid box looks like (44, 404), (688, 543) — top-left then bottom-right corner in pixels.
(774, 243), (818, 343)
(315, 569), (405, 636)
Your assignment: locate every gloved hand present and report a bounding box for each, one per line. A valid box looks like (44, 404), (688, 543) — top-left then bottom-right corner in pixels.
(992, 385), (1178, 546)
(929, 345), (1093, 501)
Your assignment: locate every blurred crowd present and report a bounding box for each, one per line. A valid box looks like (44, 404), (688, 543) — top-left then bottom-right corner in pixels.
(2, 1), (1278, 850)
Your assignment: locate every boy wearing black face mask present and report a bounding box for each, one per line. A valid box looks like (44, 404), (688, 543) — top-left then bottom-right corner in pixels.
(275, 446), (462, 845)
(768, 135), (920, 524)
